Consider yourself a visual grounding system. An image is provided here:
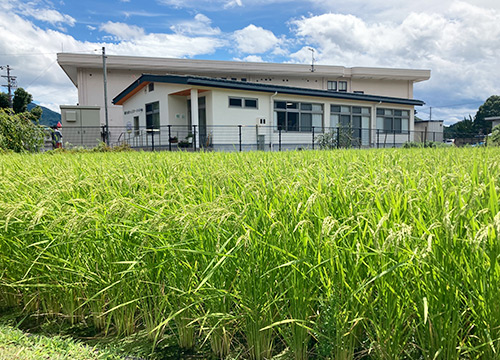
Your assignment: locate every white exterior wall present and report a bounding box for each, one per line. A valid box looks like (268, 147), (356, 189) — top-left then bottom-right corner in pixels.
(211, 90), (270, 126)
(352, 79), (411, 98)
(122, 83), (193, 125)
(168, 94), (189, 126)
(77, 68), (144, 128)
(208, 89), (269, 147)
(246, 76), (325, 90)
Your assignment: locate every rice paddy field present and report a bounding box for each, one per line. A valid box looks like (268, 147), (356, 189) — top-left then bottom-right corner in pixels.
(0, 148), (500, 359)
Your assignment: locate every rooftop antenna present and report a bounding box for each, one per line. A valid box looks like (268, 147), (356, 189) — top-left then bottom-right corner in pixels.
(308, 48), (315, 72)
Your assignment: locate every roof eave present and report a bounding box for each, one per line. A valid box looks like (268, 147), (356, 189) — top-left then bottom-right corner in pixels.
(113, 74), (425, 107)
(187, 78), (425, 106)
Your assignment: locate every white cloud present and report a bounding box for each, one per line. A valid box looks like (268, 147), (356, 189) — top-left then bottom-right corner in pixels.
(233, 24), (280, 54)
(170, 14), (221, 36)
(306, 0), (500, 22)
(26, 8), (76, 27)
(290, 3), (500, 117)
(0, 9), (225, 112)
(224, 0), (243, 8)
(122, 10), (171, 18)
(99, 21), (145, 40)
(158, 0), (244, 9)
(104, 34), (224, 58)
(5, 0), (76, 29)
(234, 55), (264, 62)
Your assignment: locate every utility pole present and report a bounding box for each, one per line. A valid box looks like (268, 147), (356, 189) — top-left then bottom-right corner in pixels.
(1, 65), (17, 107)
(102, 47), (110, 145)
(429, 107), (432, 121)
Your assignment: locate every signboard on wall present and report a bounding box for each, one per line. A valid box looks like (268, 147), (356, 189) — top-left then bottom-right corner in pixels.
(124, 108), (144, 116)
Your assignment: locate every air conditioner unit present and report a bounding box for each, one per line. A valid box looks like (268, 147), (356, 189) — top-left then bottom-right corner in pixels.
(256, 117), (267, 135)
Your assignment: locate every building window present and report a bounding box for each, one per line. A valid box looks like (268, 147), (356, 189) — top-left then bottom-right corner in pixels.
(229, 98), (242, 107)
(376, 108), (409, 133)
(244, 99), (258, 108)
(133, 116), (140, 135)
(274, 101), (323, 132)
(148, 82), (154, 92)
(327, 81), (337, 91)
(330, 105), (370, 145)
(145, 101), (160, 129)
(327, 80), (348, 92)
(229, 97), (258, 109)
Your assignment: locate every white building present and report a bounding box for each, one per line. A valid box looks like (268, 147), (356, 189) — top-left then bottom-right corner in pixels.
(113, 73), (426, 150)
(57, 53), (430, 148)
(414, 119), (444, 143)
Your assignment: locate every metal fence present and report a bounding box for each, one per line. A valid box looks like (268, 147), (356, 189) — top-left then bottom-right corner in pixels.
(47, 124), (485, 152)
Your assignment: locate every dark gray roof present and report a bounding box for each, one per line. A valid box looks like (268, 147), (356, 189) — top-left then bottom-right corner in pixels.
(113, 74), (425, 106)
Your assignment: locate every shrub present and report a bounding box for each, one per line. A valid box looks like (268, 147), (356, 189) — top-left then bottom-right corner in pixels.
(0, 109), (44, 152)
(48, 141), (132, 154)
(489, 124), (500, 146)
(315, 128), (357, 149)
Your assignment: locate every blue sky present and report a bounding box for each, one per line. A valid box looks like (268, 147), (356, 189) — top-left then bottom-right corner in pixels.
(1, 0), (500, 124)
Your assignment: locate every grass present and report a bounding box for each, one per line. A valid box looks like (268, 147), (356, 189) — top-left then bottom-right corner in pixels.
(0, 322), (122, 360)
(0, 147), (499, 359)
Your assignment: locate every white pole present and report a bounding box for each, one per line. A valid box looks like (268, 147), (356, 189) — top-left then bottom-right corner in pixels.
(102, 47), (110, 145)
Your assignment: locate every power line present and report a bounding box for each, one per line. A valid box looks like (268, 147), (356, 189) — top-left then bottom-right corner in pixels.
(0, 50), (99, 57)
(26, 60), (57, 87)
(422, 101), (483, 109)
(0, 52), (57, 56)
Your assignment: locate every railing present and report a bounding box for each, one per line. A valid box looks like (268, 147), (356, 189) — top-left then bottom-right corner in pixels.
(49, 124), (484, 151)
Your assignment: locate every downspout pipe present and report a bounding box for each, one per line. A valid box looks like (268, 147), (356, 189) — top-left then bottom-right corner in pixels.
(270, 91), (278, 150)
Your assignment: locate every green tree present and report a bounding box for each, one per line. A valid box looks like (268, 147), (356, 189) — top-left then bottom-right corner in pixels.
(12, 88), (33, 114)
(0, 92), (9, 109)
(29, 105), (43, 121)
(444, 115), (475, 138)
(474, 95), (500, 134)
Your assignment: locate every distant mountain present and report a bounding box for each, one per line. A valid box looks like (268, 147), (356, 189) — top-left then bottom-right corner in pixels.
(27, 103), (61, 127)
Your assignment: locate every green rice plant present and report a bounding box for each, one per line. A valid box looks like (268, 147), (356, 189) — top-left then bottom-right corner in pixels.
(1, 148), (500, 359)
